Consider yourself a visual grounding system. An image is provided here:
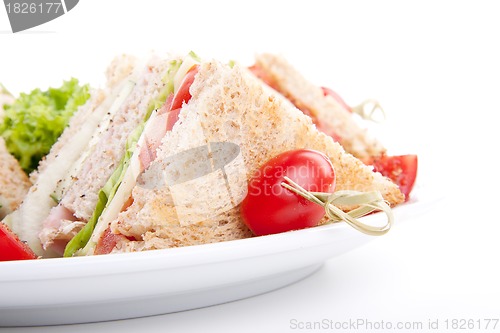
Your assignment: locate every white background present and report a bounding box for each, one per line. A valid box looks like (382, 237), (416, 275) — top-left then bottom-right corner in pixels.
(1, 0), (499, 332)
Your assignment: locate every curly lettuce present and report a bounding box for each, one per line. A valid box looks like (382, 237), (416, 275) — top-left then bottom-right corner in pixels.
(0, 79), (90, 174)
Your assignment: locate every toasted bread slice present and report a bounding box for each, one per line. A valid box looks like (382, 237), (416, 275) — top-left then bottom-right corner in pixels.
(102, 60), (403, 253)
(253, 53), (386, 160)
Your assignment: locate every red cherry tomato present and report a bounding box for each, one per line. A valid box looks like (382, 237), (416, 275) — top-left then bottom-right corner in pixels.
(0, 223), (37, 261)
(369, 154), (418, 200)
(240, 149), (336, 236)
(167, 65), (199, 131)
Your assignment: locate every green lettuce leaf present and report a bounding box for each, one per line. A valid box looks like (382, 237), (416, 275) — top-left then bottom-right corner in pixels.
(0, 78), (90, 174)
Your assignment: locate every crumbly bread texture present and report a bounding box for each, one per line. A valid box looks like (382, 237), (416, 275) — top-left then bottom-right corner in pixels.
(0, 138), (31, 219)
(109, 60), (404, 253)
(254, 53), (386, 160)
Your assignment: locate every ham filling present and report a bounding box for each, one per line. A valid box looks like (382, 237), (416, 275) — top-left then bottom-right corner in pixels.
(39, 205), (84, 255)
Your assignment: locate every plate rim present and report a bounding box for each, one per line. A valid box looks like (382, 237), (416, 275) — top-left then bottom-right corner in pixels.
(0, 183), (441, 282)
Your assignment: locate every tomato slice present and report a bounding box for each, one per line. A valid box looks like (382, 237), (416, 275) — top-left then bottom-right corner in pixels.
(94, 227), (137, 255)
(95, 228), (121, 255)
(240, 149), (336, 236)
(166, 108), (181, 132)
(0, 223), (38, 261)
(369, 154), (418, 200)
(167, 65), (199, 131)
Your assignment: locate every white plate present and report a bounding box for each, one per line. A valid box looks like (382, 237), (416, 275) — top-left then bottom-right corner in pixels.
(0, 185), (439, 327)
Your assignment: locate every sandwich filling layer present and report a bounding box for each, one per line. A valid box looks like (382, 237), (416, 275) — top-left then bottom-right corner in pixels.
(64, 53), (201, 256)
